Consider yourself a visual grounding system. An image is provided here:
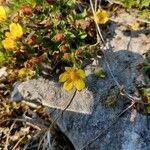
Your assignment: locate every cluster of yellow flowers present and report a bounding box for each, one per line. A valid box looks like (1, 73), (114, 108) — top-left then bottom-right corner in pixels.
(2, 23), (23, 50)
(0, 6), (23, 50)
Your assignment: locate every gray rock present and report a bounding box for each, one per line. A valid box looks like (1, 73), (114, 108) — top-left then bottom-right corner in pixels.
(11, 11), (150, 150)
(11, 79), (94, 114)
(11, 82), (24, 101)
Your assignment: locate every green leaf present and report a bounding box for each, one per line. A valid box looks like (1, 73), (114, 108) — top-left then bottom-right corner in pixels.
(138, 9), (150, 21)
(10, 0), (37, 12)
(80, 33), (87, 39)
(94, 67), (106, 78)
(66, 0), (76, 7)
(121, 0), (136, 9)
(76, 9), (88, 20)
(66, 31), (76, 38)
(81, 9), (87, 18)
(140, 0), (150, 8)
(144, 88), (150, 113)
(0, 52), (6, 63)
(67, 14), (74, 23)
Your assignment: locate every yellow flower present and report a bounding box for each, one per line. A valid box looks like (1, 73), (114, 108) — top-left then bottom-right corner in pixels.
(95, 9), (109, 24)
(9, 23), (23, 39)
(59, 67), (86, 91)
(129, 21), (140, 31)
(5, 32), (17, 40)
(18, 68), (35, 79)
(2, 23), (23, 49)
(2, 38), (16, 49)
(0, 6), (6, 21)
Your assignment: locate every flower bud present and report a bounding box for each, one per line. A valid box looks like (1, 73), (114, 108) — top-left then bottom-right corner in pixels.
(28, 36), (36, 45)
(54, 33), (65, 42)
(59, 44), (69, 53)
(20, 6), (33, 15)
(63, 53), (71, 59)
(24, 57), (41, 68)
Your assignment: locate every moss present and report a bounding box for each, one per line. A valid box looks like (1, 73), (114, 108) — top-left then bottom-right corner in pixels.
(102, 87), (119, 108)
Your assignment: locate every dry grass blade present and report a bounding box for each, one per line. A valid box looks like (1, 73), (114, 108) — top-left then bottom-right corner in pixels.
(0, 118), (43, 130)
(47, 129), (52, 149)
(22, 131), (44, 150)
(37, 132), (47, 150)
(0, 100), (52, 150)
(4, 121), (16, 150)
(12, 135), (25, 150)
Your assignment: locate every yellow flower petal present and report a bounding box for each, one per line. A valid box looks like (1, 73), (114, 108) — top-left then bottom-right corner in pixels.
(95, 9), (109, 24)
(59, 72), (69, 82)
(2, 38), (16, 49)
(9, 23), (17, 32)
(130, 21), (139, 31)
(16, 23), (23, 38)
(18, 68), (34, 79)
(5, 32), (16, 40)
(74, 79), (85, 91)
(18, 68), (28, 78)
(9, 23), (23, 39)
(5, 32), (11, 38)
(77, 69), (85, 78)
(63, 81), (73, 91)
(0, 6), (6, 21)
(65, 67), (73, 71)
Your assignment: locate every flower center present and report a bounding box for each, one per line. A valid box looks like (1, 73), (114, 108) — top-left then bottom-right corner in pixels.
(70, 71), (79, 80)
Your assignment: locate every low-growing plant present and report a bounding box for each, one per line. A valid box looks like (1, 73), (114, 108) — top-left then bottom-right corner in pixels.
(116, 0), (150, 9)
(114, 0), (150, 21)
(0, 0), (110, 91)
